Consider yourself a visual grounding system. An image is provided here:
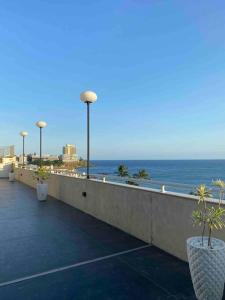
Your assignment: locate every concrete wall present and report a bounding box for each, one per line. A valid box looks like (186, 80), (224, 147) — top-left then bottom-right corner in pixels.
(15, 168), (225, 262)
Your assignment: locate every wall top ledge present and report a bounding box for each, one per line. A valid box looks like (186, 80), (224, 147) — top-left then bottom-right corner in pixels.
(16, 168), (222, 205)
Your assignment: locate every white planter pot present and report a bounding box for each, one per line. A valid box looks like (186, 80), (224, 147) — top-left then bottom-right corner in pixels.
(187, 236), (225, 300)
(36, 183), (48, 201)
(9, 172), (15, 182)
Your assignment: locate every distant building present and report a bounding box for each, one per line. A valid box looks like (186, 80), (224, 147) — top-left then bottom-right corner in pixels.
(0, 145), (17, 177)
(0, 145), (15, 157)
(62, 144), (78, 162)
(19, 155), (27, 165)
(63, 144), (76, 155)
(0, 157), (17, 165)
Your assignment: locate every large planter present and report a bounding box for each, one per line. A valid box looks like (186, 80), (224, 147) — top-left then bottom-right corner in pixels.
(187, 236), (225, 300)
(9, 172), (15, 182)
(36, 183), (48, 201)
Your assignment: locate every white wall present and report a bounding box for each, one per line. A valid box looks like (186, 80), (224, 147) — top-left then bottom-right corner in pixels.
(15, 168), (225, 262)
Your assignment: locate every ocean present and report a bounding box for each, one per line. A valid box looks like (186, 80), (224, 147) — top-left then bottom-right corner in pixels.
(79, 160), (225, 188)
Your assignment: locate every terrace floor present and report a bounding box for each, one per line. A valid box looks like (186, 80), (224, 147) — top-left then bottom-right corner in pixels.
(0, 179), (198, 300)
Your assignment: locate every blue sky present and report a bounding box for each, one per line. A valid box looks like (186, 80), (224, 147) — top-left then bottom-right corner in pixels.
(0, 0), (225, 159)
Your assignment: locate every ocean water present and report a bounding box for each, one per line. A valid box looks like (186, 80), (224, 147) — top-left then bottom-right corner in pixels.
(80, 160), (225, 187)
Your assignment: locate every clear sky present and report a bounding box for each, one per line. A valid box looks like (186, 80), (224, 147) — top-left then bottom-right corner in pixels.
(0, 0), (225, 159)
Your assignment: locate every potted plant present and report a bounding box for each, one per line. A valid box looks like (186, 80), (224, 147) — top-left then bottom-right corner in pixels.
(187, 182), (225, 300)
(33, 167), (50, 201)
(9, 163), (15, 182)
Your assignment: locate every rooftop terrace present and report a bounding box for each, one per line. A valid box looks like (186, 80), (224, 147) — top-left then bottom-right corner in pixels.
(0, 179), (199, 299)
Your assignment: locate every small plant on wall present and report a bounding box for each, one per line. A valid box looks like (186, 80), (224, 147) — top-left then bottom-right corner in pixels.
(33, 167), (50, 184)
(213, 179), (225, 203)
(187, 181), (225, 300)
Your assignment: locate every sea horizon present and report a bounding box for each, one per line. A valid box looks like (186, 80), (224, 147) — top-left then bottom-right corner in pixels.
(91, 159), (225, 161)
(79, 159), (225, 187)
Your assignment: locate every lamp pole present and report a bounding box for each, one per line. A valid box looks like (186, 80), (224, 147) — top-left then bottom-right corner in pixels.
(20, 131), (28, 167)
(40, 127), (42, 164)
(36, 121), (47, 167)
(80, 91), (97, 179)
(87, 102), (90, 178)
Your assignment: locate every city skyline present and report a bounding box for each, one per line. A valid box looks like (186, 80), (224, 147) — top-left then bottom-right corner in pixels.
(1, 1), (225, 159)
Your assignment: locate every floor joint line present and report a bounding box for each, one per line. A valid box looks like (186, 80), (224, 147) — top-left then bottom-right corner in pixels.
(0, 244), (151, 288)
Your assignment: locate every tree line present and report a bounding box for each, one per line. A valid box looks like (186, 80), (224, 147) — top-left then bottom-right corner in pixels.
(117, 165), (150, 179)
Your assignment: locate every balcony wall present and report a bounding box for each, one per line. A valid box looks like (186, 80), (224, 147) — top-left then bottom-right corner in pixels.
(15, 168), (225, 262)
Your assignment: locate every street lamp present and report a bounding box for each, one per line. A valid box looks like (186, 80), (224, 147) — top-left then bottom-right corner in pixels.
(36, 121), (47, 167)
(80, 90), (97, 179)
(20, 131), (28, 167)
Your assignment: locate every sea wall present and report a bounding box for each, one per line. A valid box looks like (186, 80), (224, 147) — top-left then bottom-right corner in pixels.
(15, 168), (225, 262)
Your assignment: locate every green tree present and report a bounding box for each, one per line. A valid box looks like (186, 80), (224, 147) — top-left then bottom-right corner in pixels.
(32, 159), (41, 166)
(118, 165), (128, 177)
(27, 154), (32, 164)
(133, 169), (150, 179)
(31, 159), (63, 167)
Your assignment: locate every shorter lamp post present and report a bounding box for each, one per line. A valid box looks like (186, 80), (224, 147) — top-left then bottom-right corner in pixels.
(80, 90), (97, 179)
(36, 121), (47, 167)
(20, 131), (28, 167)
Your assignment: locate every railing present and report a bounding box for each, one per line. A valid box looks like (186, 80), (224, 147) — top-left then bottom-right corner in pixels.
(90, 174), (225, 200)
(20, 166), (86, 179)
(19, 166), (222, 199)
(89, 173), (198, 194)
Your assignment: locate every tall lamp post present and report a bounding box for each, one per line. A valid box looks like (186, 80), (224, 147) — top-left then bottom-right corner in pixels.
(20, 131), (28, 167)
(80, 91), (97, 179)
(36, 121), (47, 167)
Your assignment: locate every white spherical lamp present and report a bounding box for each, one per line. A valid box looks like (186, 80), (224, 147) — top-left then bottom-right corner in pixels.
(20, 131), (28, 137)
(80, 91), (97, 104)
(36, 121), (47, 128)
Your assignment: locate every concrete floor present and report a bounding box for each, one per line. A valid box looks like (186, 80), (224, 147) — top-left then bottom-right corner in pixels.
(0, 179), (197, 300)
